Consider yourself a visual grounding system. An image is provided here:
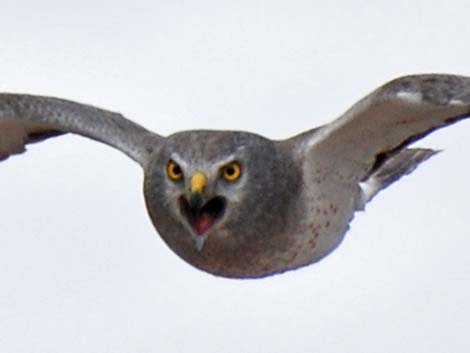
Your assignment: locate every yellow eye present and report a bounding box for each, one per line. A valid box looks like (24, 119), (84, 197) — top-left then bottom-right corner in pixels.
(222, 162), (242, 182)
(167, 160), (183, 181)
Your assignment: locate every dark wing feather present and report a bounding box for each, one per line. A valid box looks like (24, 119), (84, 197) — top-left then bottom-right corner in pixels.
(0, 94), (161, 167)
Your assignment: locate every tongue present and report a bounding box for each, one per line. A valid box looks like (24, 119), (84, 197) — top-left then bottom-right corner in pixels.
(194, 213), (215, 235)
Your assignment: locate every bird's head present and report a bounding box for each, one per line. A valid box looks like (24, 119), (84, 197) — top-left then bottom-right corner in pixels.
(143, 130), (301, 277)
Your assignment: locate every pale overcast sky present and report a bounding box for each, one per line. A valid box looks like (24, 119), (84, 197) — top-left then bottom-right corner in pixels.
(1, 1), (469, 352)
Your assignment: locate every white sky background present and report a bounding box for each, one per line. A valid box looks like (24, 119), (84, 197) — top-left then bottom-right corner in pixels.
(1, 1), (469, 352)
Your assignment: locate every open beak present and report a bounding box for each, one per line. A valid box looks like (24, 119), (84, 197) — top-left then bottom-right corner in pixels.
(178, 172), (226, 251)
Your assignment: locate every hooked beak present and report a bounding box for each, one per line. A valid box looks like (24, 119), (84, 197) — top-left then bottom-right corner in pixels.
(178, 172), (226, 251)
(190, 172), (206, 194)
(188, 171), (208, 215)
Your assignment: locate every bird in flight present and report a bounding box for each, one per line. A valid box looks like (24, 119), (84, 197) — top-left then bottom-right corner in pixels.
(1, 74), (468, 278)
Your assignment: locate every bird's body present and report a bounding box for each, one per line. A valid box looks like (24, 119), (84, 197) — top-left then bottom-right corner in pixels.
(1, 74), (469, 278)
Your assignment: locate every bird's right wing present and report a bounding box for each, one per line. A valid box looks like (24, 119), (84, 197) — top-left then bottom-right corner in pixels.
(0, 94), (162, 168)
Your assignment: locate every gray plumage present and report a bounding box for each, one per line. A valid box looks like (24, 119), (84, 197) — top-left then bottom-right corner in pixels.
(1, 74), (469, 278)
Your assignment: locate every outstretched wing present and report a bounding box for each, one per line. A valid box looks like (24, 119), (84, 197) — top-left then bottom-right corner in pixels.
(0, 94), (162, 167)
(302, 74), (470, 183)
(283, 75), (470, 260)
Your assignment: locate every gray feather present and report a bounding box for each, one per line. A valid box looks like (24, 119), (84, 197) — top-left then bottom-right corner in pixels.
(0, 94), (161, 166)
(357, 148), (439, 209)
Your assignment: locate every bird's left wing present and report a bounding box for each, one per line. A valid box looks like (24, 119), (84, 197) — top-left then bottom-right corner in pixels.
(0, 94), (161, 167)
(299, 74), (470, 183)
(265, 74), (470, 266)
(290, 74), (470, 202)
(279, 75), (470, 257)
